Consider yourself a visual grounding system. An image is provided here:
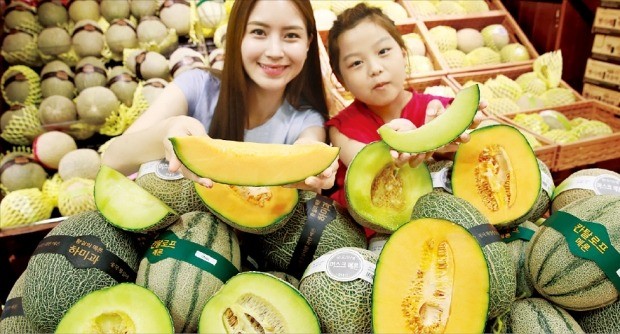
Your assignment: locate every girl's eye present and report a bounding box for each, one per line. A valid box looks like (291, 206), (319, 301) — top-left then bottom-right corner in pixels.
(379, 47), (391, 55)
(348, 60), (363, 68)
(249, 28), (266, 36)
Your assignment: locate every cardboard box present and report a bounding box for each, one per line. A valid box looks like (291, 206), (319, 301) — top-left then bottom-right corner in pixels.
(582, 83), (620, 107)
(584, 58), (620, 89)
(593, 7), (620, 34)
(592, 34), (620, 61)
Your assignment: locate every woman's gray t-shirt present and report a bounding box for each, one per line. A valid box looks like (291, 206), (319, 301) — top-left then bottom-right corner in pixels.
(174, 69), (325, 144)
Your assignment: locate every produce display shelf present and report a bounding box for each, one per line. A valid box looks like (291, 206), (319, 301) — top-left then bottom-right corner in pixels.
(421, 12), (538, 74)
(399, 0), (507, 21)
(499, 100), (620, 171)
(0, 217), (66, 238)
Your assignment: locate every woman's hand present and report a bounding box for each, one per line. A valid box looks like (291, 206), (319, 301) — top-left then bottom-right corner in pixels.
(285, 139), (339, 193)
(163, 115), (214, 188)
(384, 118), (433, 168)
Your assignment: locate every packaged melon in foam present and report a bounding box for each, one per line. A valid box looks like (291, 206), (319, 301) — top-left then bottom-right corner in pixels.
(0, 188), (54, 229)
(100, 0), (130, 22)
(465, 47), (501, 66)
(58, 148), (101, 181)
(37, 27), (71, 56)
(38, 95), (77, 125)
(74, 57), (107, 93)
(457, 28), (484, 53)
(58, 177), (96, 217)
(428, 26), (457, 52)
(500, 43), (531, 62)
(0, 151), (48, 192)
(72, 20), (105, 58)
(68, 0), (100, 22)
(38, 0), (69, 27)
(105, 19), (138, 56)
(481, 24), (510, 51)
(40, 61), (75, 99)
(160, 0), (192, 36)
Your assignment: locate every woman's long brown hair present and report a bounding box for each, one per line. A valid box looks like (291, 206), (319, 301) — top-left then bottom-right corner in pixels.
(209, 0), (329, 141)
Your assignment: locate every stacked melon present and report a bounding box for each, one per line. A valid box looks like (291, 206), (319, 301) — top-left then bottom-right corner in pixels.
(511, 109), (613, 144)
(427, 22), (531, 70)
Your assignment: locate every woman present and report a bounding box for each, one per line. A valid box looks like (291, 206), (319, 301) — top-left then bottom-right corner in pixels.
(102, 0), (336, 192)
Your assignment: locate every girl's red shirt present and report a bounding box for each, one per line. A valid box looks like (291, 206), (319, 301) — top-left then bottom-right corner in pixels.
(325, 90), (452, 236)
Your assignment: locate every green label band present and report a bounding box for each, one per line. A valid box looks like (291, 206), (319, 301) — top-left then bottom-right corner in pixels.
(501, 226), (536, 243)
(544, 211), (620, 290)
(145, 231), (238, 283)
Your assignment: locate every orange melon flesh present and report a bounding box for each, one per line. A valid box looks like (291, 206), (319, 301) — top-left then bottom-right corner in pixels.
(373, 218), (489, 333)
(195, 183), (298, 232)
(170, 137), (339, 186)
(452, 125), (540, 228)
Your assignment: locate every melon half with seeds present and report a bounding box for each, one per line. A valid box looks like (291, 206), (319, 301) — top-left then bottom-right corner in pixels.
(198, 272), (320, 333)
(56, 283), (173, 334)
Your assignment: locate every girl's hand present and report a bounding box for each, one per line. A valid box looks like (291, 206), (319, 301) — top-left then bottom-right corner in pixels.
(384, 118), (433, 168)
(285, 139), (339, 193)
(163, 115), (214, 188)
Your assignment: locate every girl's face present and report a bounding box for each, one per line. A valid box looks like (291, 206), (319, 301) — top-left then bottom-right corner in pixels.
(241, 0), (311, 94)
(337, 19), (408, 108)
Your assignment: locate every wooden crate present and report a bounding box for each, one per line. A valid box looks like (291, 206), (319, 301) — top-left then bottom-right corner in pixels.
(499, 101), (620, 171)
(399, 0), (506, 21)
(447, 64), (584, 114)
(318, 18), (448, 90)
(328, 76), (460, 115)
(421, 12), (539, 74)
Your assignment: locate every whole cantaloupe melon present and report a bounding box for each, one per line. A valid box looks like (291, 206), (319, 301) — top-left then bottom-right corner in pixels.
(58, 148), (101, 181)
(33, 131), (78, 169)
(552, 168), (620, 213)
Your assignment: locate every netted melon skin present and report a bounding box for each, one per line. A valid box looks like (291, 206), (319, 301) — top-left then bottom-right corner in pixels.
(135, 174), (208, 215)
(22, 211), (140, 332)
(299, 247), (377, 333)
(0, 272), (38, 334)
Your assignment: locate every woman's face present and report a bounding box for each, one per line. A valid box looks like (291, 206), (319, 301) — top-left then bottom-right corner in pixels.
(241, 0), (311, 94)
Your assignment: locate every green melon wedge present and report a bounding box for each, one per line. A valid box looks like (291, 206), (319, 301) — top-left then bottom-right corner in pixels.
(95, 165), (179, 232)
(170, 137), (339, 186)
(56, 283), (174, 334)
(198, 272), (320, 333)
(377, 84), (479, 153)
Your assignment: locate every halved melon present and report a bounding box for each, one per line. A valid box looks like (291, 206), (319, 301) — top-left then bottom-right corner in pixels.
(345, 141), (432, 233)
(377, 84), (479, 153)
(170, 137), (339, 186)
(198, 272), (320, 333)
(55, 283), (174, 334)
(95, 165), (179, 232)
(452, 124), (540, 229)
(372, 218), (489, 333)
(196, 183), (299, 234)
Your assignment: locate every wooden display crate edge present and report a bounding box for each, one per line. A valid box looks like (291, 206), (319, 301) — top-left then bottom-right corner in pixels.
(498, 101), (620, 171)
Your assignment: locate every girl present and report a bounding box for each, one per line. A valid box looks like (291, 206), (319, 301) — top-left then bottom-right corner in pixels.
(102, 0), (337, 192)
(326, 3), (483, 208)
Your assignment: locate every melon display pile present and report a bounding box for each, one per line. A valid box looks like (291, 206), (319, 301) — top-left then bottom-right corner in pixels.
(2, 1), (620, 334)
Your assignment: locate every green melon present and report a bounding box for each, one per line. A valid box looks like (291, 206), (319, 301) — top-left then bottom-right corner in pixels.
(38, 95), (77, 125)
(0, 152), (47, 192)
(248, 191), (367, 278)
(58, 148), (101, 181)
(428, 26), (457, 52)
(134, 159), (208, 215)
(74, 56), (107, 93)
(516, 72), (548, 96)
(100, 0), (130, 22)
(75, 86), (121, 125)
(465, 47), (501, 66)
(345, 141), (433, 233)
(136, 211), (241, 333)
(37, 27), (71, 56)
(411, 192), (516, 318)
(574, 299), (620, 333)
(527, 195), (620, 311)
(22, 210), (141, 332)
(40, 60), (75, 99)
(38, 1), (69, 27)
(552, 168), (620, 213)
(198, 271), (320, 333)
(298, 247), (377, 333)
(68, 0), (100, 22)
(58, 177), (96, 217)
(378, 84), (479, 153)
(506, 298), (584, 333)
(267, 271), (300, 289)
(0, 188), (54, 229)
(0, 272), (37, 334)
(107, 66), (138, 107)
(95, 165), (179, 233)
(55, 283), (173, 334)
(503, 220), (539, 299)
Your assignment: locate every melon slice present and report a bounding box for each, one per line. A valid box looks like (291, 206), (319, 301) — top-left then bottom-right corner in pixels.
(452, 124), (541, 229)
(196, 183), (299, 234)
(377, 84), (479, 153)
(345, 141), (433, 233)
(95, 165), (179, 232)
(198, 272), (320, 333)
(171, 137), (339, 186)
(55, 283), (173, 334)
(372, 218), (489, 333)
